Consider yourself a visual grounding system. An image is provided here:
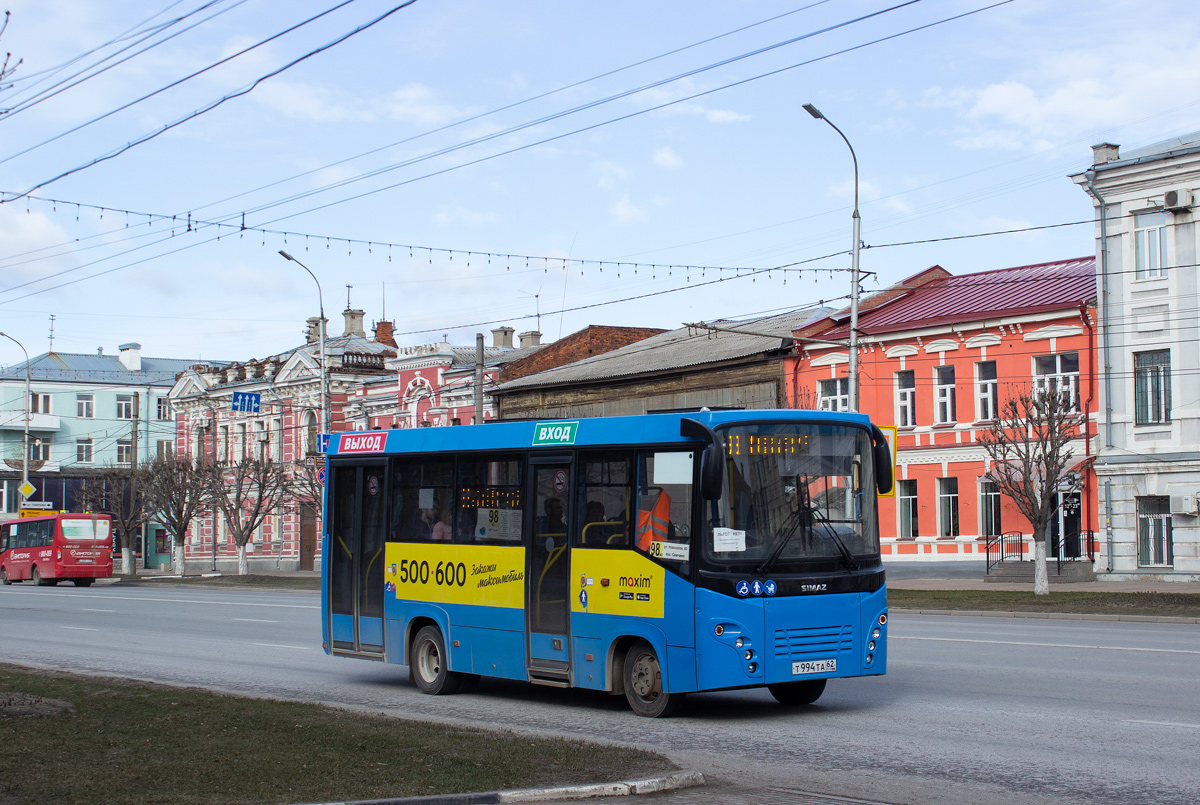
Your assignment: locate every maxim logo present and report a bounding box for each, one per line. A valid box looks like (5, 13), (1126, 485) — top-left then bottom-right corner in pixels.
(339, 433), (386, 453)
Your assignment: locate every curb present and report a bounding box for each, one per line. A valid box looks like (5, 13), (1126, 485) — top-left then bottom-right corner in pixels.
(301, 772), (705, 805)
(890, 607), (1200, 624)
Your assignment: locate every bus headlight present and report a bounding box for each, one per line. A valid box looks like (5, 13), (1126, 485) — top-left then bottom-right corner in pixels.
(872, 627), (881, 639)
(866, 653), (873, 665)
(735, 637), (744, 648)
(744, 649), (754, 661)
(868, 641), (876, 652)
(747, 662), (757, 674)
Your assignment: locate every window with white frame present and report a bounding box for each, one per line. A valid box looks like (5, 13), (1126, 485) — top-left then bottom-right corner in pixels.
(976, 361), (998, 421)
(980, 480), (1002, 537)
(820, 377), (850, 412)
(935, 366), (956, 423)
(1134, 211), (1169, 279)
(157, 397), (172, 421)
(219, 425), (230, 462)
(117, 438), (133, 464)
(1134, 349), (1171, 425)
(1136, 496), (1173, 566)
(116, 394), (134, 420)
(1033, 353), (1080, 412)
(28, 438), (50, 461)
(255, 421), (268, 461)
(76, 438), (94, 464)
(76, 393), (94, 418)
(937, 477), (959, 537)
(238, 423), (249, 460)
(898, 479), (918, 538)
(896, 370), (916, 427)
(157, 440), (172, 459)
(303, 411), (319, 457)
(30, 392), (50, 414)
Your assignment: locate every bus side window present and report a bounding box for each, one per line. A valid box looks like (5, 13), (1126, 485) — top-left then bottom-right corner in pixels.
(457, 456), (524, 544)
(576, 452), (632, 548)
(635, 452), (694, 575)
(390, 458), (454, 542)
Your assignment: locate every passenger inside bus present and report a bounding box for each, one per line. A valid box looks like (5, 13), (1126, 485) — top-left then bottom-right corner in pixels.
(430, 507), (453, 541)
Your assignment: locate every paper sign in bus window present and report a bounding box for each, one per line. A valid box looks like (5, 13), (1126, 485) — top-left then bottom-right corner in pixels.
(476, 508), (522, 541)
(652, 452), (693, 485)
(713, 527), (746, 552)
(419, 488), (435, 509)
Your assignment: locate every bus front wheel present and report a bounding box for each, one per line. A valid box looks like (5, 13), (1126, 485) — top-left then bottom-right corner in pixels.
(768, 678), (827, 706)
(623, 641), (684, 718)
(410, 626), (461, 695)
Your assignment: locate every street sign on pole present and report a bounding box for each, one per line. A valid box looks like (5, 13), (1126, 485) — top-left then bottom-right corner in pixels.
(18, 480), (36, 499)
(231, 392), (262, 413)
(318, 433), (332, 453)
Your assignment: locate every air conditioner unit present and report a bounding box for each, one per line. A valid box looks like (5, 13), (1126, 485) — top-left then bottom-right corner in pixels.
(1163, 188), (1193, 211)
(1169, 494), (1198, 515)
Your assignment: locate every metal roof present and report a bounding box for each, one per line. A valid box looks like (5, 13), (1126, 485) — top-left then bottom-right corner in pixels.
(0, 351), (219, 386)
(817, 257), (1095, 339)
(1120, 131), (1200, 161)
(496, 308), (829, 392)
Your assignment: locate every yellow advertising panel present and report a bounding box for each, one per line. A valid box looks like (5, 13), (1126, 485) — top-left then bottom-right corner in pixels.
(570, 548), (665, 619)
(384, 543), (525, 609)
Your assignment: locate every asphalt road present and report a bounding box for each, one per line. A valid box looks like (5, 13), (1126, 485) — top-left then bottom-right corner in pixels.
(2, 583), (1198, 805)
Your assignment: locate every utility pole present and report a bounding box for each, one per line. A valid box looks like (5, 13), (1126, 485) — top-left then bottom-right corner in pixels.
(129, 392), (140, 575)
(474, 333), (485, 424)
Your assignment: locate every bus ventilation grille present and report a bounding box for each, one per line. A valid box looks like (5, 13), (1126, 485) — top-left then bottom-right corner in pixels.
(773, 625), (854, 658)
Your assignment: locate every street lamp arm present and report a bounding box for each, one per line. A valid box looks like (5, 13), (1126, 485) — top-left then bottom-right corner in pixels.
(277, 250), (330, 436)
(0, 331), (32, 500)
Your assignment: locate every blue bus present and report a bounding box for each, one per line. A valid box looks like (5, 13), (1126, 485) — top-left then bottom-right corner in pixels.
(321, 410), (891, 717)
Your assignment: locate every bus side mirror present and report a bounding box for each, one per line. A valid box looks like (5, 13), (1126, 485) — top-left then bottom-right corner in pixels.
(681, 418), (725, 500)
(871, 424), (893, 495)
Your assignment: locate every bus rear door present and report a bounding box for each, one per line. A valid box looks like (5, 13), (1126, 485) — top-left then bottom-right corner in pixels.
(329, 462), (387, 656)
(526, 458), (573, 685)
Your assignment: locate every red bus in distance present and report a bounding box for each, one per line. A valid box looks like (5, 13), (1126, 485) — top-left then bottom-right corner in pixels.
(1, 514), (114, 587)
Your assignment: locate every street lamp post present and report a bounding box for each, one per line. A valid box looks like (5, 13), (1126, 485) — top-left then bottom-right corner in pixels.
(0, 331), (31, 505)
(277, 251), (329, 437)
(803, 103), (862, 413)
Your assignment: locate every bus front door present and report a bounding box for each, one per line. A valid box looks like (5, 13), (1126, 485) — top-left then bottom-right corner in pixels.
(526, 459), (573, 685)
(329, 462), (387, 657)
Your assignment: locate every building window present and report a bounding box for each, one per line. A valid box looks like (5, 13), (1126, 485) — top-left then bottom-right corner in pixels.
(1136, 496), (1173, 567)
(934, 366), (956, 424)
(1033, 353), (1080, 412)
(76, 393), (94, 418)
(819, 377), (850, 412)
(157, 440), (173, 460)
(303, 411), (319, 457)
(157, 397), (173, 421)
(896, 370), (916, 427)
(1134, 350), (1171, 425)
(938, 477), (959, 538)
(897, 479), (918, 538)
(1134, 211), (1168, 279)
(980, 480), (1002, 537)
(117, 439), (132, 465)
(29, 438), (50, 462)
(30, 392), (50, 414)
(976, 361), (998, 421)
(76, 438), (94, 464)
(238, 423), (249, 460)
(219, 426), (230, 462)
(116, 394), (134, 420)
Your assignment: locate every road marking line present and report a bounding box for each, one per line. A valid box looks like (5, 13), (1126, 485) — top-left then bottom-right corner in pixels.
(82, 608), (115, 612)
(60, 626), (99, 631)
(896, 636), (1200, 655)
(1, 589), (317, 609)
(233, 618), (278, 623)
(253, 642), (309, 650)
(1125, 719), (1200, 729)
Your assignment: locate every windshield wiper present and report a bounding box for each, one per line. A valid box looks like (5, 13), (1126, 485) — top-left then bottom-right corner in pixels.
(755, 507), (805, 576)
(809, 506), (857, 570)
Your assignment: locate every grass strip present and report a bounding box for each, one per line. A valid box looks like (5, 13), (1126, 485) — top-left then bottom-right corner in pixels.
(0, 664), (674, 805)
(887, 588), (1200, 617)
(117, 574), (322, 591)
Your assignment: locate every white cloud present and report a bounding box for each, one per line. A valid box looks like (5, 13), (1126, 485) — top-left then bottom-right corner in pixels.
(433, 205), (501, 227)
(593, 161), (631, 189)
(381, 83), (461, 126)
(652, 147), (684, 169)
(611, 195), (647, 224)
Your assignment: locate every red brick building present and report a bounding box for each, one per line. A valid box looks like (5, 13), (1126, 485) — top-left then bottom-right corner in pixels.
(790, 258), (1098, 563)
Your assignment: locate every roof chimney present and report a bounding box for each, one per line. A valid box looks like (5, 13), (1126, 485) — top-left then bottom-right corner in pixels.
(118, 342), (142, 371)
(373, 320), (397, 348)
(518, 330), (542, 348)
(305, 316), (325, 344)
(1092, 142), (1120, 165)
(491, 326), (515, 348)
(343, 309), (366, 338)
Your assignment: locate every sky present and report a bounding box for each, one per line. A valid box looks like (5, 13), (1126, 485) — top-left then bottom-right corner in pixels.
(2, 0), (1200, 367)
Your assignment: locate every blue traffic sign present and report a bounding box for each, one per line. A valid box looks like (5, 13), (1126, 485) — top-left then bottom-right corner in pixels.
(764, 580), (777, 596)
(735, 580), (751, 597)
(231, 392), (262, 413)
(318, 433), (332, 453)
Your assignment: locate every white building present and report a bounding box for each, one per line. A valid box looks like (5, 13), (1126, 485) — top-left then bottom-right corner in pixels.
(1073, 134), (1200, 580)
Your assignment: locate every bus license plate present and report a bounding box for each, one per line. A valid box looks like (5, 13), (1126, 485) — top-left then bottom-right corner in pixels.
(78, 559), (93, 563)
(792, 659), (836, 675)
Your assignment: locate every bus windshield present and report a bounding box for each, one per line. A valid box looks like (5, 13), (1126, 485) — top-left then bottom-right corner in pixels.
(60, 518), (112, 542)
(706, 423), (879, 570)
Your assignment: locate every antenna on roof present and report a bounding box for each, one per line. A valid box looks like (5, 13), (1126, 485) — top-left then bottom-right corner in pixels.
(48, 314), (55, 352)
(346, 284), (353, 310)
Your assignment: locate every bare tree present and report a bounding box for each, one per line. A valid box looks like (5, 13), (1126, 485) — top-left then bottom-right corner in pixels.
(1, 12), (24, 94)
(289, 457), (325, 515)
(144, 452), (211, 576)
(77, 465), (152, 576)
(207, 457), (290, 575)
(979, 387), (1086, 595)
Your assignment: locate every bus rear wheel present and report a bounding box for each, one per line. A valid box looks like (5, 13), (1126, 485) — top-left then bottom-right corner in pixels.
(410, 626), (461, 695)
(32, 567), (56, 586)
(768, 678), (827, 706)
(623, 641), (684, 717)
(73, 579), (94, 587)
(1, 567), (10, 585)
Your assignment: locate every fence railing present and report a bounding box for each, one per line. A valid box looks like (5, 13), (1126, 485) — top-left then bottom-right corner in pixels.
(985, 531), (1025, 575)
(986, 530), (1096, 574)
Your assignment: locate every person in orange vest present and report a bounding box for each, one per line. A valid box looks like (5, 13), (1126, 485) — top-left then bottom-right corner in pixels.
(635, 490), (672, 552)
